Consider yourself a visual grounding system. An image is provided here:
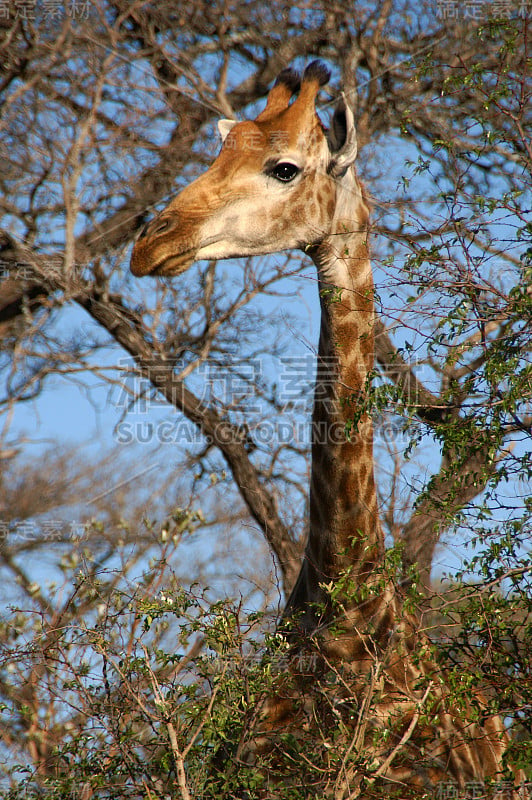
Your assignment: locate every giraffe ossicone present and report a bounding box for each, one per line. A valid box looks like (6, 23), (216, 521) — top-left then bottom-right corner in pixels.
(131, 61), (523, 795)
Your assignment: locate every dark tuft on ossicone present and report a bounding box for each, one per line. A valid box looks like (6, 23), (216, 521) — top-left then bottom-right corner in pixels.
(302, 60), (331, 87)
(274, 68), (301, 94)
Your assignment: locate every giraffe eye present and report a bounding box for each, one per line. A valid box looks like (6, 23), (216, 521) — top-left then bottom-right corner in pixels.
(271, 162), (300, 182)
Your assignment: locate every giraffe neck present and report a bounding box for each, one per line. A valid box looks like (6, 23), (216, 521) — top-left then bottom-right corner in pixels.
(286, 172), (385, 620)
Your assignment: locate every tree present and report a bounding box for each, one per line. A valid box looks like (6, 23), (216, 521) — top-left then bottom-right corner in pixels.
(0, 1), (530, 796)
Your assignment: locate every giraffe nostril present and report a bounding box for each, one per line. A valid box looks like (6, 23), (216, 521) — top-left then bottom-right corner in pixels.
(138, 215), (172, 241)
(152, 217), (170, 236)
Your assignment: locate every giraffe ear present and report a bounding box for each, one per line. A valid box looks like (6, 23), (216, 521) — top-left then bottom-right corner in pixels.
(327, 93), (358, 178)
(218, 119), (238, 142)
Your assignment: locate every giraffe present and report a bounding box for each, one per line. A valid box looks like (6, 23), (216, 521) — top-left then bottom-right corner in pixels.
(130, 62), (522, 796)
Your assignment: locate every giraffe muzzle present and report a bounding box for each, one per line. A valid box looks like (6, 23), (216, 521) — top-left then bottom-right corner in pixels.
(131, 212), (197, 277)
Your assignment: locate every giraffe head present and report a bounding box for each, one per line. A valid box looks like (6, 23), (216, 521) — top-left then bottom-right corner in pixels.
(130, 61), (360, 278)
